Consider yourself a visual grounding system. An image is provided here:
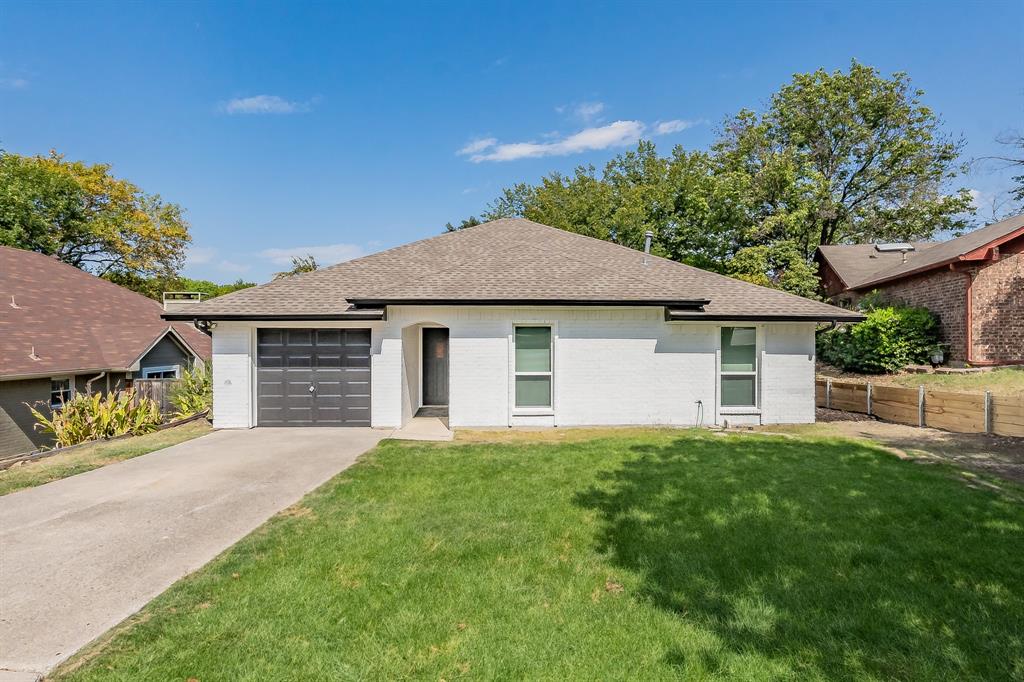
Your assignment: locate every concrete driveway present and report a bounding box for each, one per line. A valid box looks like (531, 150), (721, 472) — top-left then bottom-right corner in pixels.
(0, 427), (385, 678)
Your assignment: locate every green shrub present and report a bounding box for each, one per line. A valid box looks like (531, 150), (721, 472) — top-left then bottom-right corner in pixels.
(818, 305), (941, 373)
(28, 390), (163, 448)
(170, 363), (213, 419)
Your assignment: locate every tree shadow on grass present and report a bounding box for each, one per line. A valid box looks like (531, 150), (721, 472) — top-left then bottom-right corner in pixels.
(573, 434), (1024, 679)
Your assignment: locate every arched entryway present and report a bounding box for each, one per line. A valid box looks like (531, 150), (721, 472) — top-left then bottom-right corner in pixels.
(400, 322), (450, 425)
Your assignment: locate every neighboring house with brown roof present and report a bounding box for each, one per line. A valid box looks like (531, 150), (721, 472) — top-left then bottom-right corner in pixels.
(163, 218), (860, 431)
(0, 246), (212, 455)
(815, 213), (1024, 366)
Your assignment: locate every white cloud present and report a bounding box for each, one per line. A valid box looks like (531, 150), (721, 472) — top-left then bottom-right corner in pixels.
(259, 243), (365, 266)
(556, 101), (606, 124)
(573, 101), (605, 123)
(0, 77), (28, 89)
(185, 246), (217, 266)
(457, 137), (497, 155)
(467, 120), (645, 162)
(221, 94), (311, 115)
(653, 119), (703, 135)
(462, 115), (705, 163)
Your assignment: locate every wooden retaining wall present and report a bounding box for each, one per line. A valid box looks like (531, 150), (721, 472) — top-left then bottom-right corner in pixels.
(816, 378), (1024, 438)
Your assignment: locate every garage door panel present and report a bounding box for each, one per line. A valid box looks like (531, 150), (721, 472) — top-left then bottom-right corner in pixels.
(257, 328), (372, 427)
(286, 330), (313, 346)
(316, 329), (343, 346)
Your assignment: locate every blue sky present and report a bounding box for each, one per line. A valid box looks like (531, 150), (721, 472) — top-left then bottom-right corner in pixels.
(1, 0), (1021, 283)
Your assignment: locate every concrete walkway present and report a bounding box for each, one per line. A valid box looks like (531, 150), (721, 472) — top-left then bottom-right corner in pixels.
(0, 427), (385, 678)
(391, 416), (453, 441)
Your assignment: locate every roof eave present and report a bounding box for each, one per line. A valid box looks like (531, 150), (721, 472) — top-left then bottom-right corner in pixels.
(1, 367), (130, 382)
(160, 311), (387, 322)
(665, 311), (865, 323)
(348, 298), (712, 308)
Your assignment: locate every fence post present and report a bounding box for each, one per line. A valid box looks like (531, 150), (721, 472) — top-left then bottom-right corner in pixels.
(918, 385), (925, 427)
(866, 382), (873, 416)
(984, 390), (992, 434)
(826, 378), (832, 410)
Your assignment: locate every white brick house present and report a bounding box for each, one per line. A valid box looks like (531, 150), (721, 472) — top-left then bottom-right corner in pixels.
(165, 219), (862, 429)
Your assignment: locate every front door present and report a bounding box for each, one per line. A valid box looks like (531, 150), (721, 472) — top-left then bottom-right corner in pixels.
(422, 328), (449, 406)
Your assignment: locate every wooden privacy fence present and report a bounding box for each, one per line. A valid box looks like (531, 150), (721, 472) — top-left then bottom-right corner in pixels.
(816, 378), (1024, 437)
(132, 378), (181, 415)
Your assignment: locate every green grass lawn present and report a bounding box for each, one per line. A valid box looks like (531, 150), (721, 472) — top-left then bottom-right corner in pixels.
(55, 430), (1024, 681)
(890, 367), (1024, 396)
(0, 420), (211, 496)
(819, 365), (1024, 396)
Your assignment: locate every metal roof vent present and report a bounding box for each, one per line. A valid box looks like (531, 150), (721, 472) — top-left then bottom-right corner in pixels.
(642, 230), (653, 265)
(875, 242), (915, 263)
(874, 243), (915, 253)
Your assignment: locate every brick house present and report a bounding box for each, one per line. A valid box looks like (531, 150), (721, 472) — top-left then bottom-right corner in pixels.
(815, 213), (1024, 366)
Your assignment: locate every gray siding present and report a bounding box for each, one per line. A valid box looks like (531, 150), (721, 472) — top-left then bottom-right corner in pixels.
(138, 336), (194, 376)
(74, 373), (128, 395)
(0, 379), (52, 456)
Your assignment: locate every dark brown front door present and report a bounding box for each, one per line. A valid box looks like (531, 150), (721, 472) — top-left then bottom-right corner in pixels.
(422, 328), (449, 406)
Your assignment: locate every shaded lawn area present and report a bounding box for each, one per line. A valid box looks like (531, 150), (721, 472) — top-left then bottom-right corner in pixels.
(56, 430), (1024, 680)
(0, 420), (211, 496)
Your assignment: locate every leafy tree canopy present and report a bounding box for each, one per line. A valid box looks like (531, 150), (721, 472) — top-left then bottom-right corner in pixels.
(713, 60), (972, 256)
(0, 150), (191, 279)
(450, 61), (972, 298)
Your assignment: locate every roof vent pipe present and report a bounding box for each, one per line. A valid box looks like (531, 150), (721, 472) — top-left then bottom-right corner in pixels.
(644, 230), (653, 255)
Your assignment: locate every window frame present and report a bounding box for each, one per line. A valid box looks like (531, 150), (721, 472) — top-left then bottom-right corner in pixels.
(719, 326), (758, 409)
(50, 376), (73, 409)
(512, 324), (554, 411)
(141, 365), (180, 379)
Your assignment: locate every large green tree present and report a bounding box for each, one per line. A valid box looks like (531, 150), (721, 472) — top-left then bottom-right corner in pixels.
(0, 150), (191, 278)
(455, 62), (972, 298)
(713, 60), (972, 258)
(479, 142), (746, 271)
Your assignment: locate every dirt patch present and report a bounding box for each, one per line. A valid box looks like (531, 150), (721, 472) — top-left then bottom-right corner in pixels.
(816, 407), (874, 422)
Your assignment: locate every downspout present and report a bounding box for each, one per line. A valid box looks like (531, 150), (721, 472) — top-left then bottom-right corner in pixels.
(963, 271), (973, 365)
(85, 371), (106, 395)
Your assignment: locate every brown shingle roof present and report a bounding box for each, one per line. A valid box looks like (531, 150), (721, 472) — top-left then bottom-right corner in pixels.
(0, 246), (211, 379)
(816, 242), (938, 289)
(851, 213), (1024, 289)
(164, 218), (862, 322)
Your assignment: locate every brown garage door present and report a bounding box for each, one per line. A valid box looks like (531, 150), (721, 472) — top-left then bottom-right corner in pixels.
(256, 329), (371, 426)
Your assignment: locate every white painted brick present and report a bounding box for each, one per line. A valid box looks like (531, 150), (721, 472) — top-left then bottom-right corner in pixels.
(760, 323), (816, 424)
(211, 323), (252, 429)
(209, 310), (818, 430)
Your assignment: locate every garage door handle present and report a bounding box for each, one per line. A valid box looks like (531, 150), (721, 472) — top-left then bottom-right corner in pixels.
(308, 385), (315, 393)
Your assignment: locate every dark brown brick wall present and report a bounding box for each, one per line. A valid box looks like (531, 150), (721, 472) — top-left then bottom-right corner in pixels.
(970, 248), (1024, 364)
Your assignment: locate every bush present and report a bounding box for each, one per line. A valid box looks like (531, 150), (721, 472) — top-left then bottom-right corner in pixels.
(818, 305), (941, 373)
(28, 390), (163, 448)
(170, 363), (213, 419)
